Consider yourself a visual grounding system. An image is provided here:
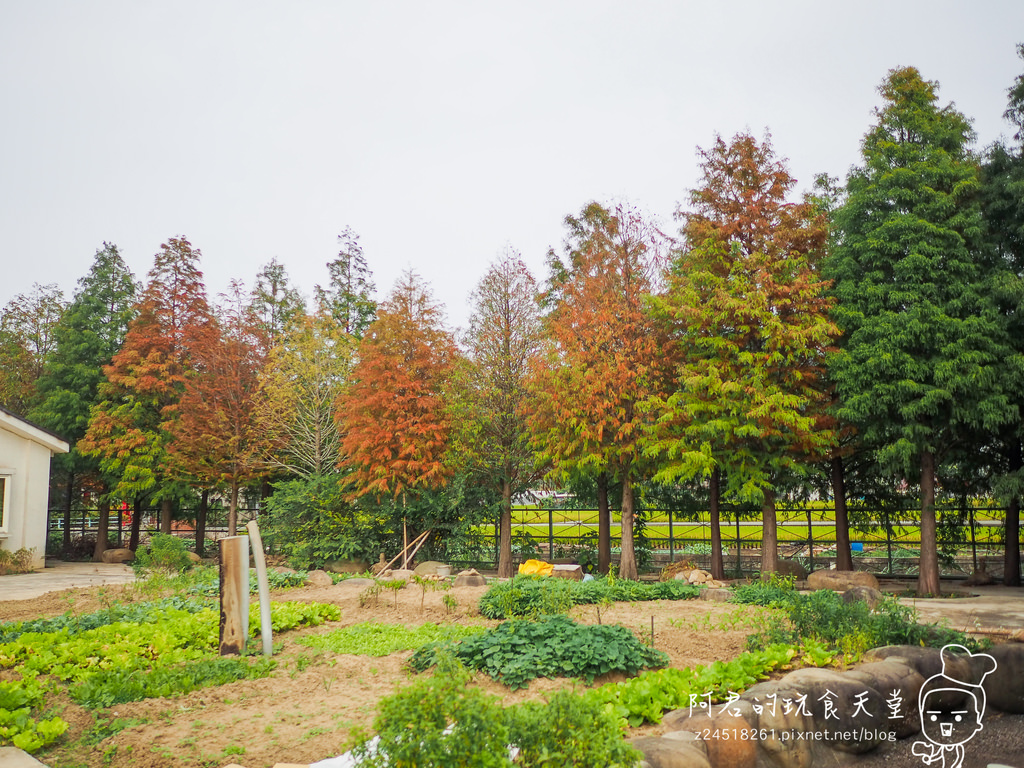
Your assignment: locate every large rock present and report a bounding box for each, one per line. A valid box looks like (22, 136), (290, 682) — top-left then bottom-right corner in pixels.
(0, 746), (48, 767)
(324, 558), (369, 575)
(659, 705), (757, 768)
(841, 586), (885, 609)
(453, 569), (487, 588)
(551, 563), (583, 580)
(845, 660), (926, 737)
(776, 668), (885, 754)
(629, 736), (711, 768)
(806, 569), (879, 592)
(100, 547), (134, 564)
(698, 587), (732, 602)
(983, 643), (1024, 713)
(413, 560), (449, 576)
(775, 559), (808, 579)
(304, 569), (333, 587)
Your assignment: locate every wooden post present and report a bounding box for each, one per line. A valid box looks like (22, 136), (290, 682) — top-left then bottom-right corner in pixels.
(219, 535), (249, 655)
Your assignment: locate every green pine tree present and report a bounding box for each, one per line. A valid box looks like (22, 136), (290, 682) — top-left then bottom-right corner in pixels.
(826, 67), (1016, 596)
(30, 243), (138, 557)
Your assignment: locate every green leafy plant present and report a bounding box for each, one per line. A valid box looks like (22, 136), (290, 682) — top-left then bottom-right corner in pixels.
(508, 689), (642, 767)
(584, 643), (802, 726)
(410, 615), (668, 690)
(0, 677), (69, 753)
(134, 533), (194, 574)
(71, 656), (277, 708)
(350, 662), (641, 767)
(297, 622), (484, 657)
(478, 575), (699, 620)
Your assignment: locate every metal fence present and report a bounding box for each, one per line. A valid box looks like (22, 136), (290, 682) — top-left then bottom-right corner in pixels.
(48, 503), (1021, 580)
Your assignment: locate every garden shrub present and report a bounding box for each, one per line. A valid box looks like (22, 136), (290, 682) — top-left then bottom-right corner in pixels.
(0, 548), (34, 575)
(134, 533), (193, 573)
(350, 664), (513, 768)
(410, 614), (668, 689)
(732, 579), (982, 652)
(508, 689), (642, 767)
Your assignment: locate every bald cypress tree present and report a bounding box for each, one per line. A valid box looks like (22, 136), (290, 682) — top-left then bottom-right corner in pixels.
(827, 68), (1015, 596)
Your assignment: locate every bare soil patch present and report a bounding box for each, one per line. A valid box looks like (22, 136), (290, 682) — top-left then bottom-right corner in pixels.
(1, 579), (771, 768)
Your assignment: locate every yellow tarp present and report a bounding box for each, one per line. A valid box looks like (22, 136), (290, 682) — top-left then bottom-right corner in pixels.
(518, 559), (554, 577)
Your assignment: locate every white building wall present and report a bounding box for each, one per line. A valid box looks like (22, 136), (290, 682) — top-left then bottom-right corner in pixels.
(0, 414), (68, 570)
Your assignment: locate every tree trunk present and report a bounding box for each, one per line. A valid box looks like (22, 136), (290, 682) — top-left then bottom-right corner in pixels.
(196, 489), (209, 559)
(760, 488), (778, 574)
(93, 499), (110, 562)
(228, 482), (239, 537)
(497, 477), (513, 578)
(1005, 439), (1022, 587)
(597, 472), (611, 575)
(160, 497), (173, 534)
(619, 478), (638, 580)
(129, 496), (144, 552)
(918, 450), (941, 597)
(709, 468), (724, 580)
(832, 456), (853, 571)
(61, 469), (74, 558)
(1006, 497), (1021, 587)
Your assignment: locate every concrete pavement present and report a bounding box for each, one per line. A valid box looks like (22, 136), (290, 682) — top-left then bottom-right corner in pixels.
(0, 560), (135, 601)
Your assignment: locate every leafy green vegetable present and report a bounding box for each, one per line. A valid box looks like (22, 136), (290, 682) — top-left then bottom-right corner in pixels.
(410, 615), (668, 690)
(297, 621), (483, 657)
(71, 656), (277, 708)
(479, 575), (699, 619)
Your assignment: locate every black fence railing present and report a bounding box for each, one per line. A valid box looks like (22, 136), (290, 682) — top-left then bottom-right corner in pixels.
(48, 503), (1022, 580)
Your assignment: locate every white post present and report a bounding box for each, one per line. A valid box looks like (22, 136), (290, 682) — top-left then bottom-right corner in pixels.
(246, 520), (273, 657)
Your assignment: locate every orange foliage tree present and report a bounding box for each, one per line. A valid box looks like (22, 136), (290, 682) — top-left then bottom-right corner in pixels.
(80, 237), (213, 543)
(530, 203), (672, 580)
(336, 271), (456, 547)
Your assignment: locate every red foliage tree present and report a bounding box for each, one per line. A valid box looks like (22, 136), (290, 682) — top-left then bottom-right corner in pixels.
(167, 282), (270, 536)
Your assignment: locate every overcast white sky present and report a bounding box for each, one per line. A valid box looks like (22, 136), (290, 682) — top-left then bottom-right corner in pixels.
(2, 1), (1022, 333)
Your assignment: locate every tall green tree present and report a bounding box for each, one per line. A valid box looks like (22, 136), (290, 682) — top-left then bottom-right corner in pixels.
(30, 244), (138, 557)
(0, 283), (67, 414)
(458, 250), (545, 578)
(826, 68), (1016, 596)
(317, 226), (377, 338)
(529, 203), (670, 580)
(648, 132), (837, 577)
(248, 258), (305, 347)
(80, 237), (214, 541)
(981, 44), (1024, 586)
